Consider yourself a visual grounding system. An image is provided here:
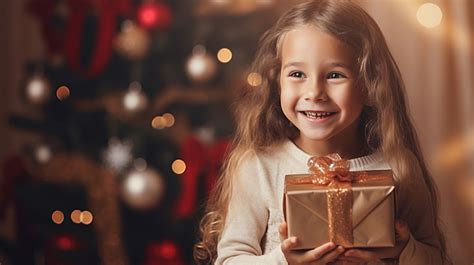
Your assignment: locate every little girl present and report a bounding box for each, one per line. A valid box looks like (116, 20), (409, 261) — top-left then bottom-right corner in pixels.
(194, 0), (448, 264)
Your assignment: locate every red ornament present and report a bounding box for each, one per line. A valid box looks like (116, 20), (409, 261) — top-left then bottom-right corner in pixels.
(137, 2), (172, 30)
(54, 234), (79, 251)
(174, 136), (230, 219)
(144, 241), (184, 265)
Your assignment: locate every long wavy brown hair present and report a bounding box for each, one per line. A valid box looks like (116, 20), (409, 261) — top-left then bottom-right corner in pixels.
(193, 0), (448, 263)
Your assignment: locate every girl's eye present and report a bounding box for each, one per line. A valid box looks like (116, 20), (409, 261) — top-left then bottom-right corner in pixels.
(289, 71), (306, 78)
(327, 72), (346, 79)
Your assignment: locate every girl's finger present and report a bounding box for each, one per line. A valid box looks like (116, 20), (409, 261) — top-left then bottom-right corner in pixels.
(279, 222), (288, 241)
(281, 237), (298, 253)
(320, 246), (345, 263)
(302, 242), (336, 261)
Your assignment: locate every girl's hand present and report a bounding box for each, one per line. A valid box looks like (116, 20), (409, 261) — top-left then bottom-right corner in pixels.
(335, 220), (411, 263)
(279, 222), (345, 264)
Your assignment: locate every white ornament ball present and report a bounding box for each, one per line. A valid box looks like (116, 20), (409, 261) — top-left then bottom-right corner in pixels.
(185, 46), (217, 83)
(121, 168), (165, 210)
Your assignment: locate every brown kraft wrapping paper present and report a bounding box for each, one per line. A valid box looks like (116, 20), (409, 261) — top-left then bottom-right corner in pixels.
(284, 170), (396, 250)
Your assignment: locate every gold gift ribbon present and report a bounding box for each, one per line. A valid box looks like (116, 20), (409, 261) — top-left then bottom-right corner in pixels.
(286, 154), (390, 247)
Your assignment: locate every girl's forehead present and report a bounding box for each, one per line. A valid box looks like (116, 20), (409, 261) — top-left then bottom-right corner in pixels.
(279, 24), (356, 67)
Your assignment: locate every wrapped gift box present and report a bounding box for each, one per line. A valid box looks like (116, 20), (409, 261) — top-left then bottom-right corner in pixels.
(284, 169), (396, 250)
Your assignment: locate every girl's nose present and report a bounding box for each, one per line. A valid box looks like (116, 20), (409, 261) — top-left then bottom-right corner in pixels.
(304, 81), (328, 102)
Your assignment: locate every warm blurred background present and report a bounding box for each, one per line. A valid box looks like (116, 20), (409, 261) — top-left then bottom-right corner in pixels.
(0, 0), (472, 264)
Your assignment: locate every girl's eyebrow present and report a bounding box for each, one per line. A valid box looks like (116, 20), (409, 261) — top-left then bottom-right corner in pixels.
(326, 61), (352, 69)
(282, 61), (306, 70)
(282, 61), (352, 70)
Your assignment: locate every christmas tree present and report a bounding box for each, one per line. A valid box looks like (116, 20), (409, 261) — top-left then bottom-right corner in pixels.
(2, 0), (285, 264)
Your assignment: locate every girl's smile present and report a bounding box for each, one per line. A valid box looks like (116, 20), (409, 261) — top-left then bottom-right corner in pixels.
(299, 110), (338, 124)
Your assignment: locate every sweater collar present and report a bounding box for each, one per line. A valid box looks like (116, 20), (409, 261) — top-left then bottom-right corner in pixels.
(283, 139), (383, 170)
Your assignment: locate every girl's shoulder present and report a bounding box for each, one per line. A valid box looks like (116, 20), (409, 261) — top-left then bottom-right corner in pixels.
(238, 141), (292, 168)
(233, 140), (305, 177)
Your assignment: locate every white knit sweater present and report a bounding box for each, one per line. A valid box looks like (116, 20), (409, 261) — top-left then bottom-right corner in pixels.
(216, 140), (442, 265)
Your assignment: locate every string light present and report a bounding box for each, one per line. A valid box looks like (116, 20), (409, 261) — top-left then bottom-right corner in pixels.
(416, 3), (442, 28)
(247, 72), (262, 87)
(171, 159), (186, 174)
(151, 115), (167, 129)
(81, 210), (94, 225)
(162, 113), (175, 127)
(71, 209), (82, 224)
(217, 48), (232, 63)
(152, 113), (175, 129)
(56, 85), (70, 100)
(52, 210), (64, 224)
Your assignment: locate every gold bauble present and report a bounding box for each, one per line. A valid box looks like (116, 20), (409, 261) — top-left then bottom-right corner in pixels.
(115, 21), (151, 60)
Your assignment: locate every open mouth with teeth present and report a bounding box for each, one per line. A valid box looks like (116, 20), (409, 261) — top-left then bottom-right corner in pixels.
(301, 111), (337, 119)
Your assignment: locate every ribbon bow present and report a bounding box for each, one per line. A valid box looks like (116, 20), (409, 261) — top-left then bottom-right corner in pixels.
(307, 153), (356, 184)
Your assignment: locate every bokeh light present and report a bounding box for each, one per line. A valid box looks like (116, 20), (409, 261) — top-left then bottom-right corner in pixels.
(217, 48), (233, 63)
(151, 115), (166, 129)
(80, 210), (93, 225)
(162, 113), (175, 127)
(247, 72), (262, 87)
(152, 113), (175, 129)
(123, 84), (148, 112)
(35, 144), (52, 163)
(417, 3), (443, 28)
(52, 210), (64, 224)
(56, 85), (70, 100)
(171, 159), (186, 174)
(71, 209), (82, 224)
(26, 76), (50, 104)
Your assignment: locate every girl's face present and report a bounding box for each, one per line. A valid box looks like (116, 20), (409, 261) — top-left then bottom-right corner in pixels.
(279, 24), (365, 153)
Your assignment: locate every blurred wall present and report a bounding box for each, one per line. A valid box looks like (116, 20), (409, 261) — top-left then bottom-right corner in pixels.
(359, 0), (473, 263)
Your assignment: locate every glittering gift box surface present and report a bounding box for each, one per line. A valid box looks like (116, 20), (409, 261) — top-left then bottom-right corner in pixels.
(284, 170), (396, 250)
